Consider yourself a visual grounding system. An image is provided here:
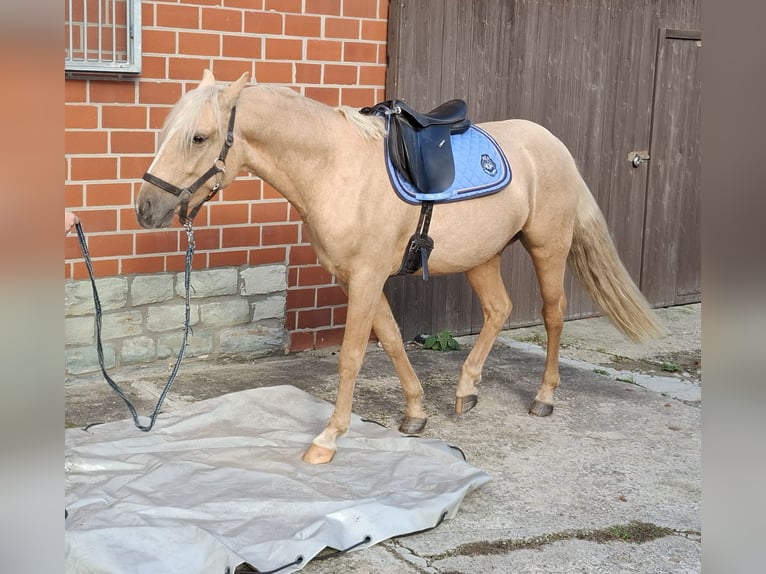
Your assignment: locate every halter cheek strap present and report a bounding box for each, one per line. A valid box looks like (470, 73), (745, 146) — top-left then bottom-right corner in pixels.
(142, 105), (238, 224)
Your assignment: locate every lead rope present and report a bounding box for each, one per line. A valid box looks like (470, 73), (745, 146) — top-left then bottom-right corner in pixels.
(75, 220), (196, 432)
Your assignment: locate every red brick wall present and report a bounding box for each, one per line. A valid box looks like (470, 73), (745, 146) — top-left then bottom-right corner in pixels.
(65, 0), (389, 352)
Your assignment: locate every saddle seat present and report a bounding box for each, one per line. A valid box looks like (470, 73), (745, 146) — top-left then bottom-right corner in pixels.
(362, 99), (472, 195)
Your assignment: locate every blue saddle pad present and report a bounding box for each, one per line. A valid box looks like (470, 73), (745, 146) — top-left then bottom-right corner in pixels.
(383, 117), (512, 205)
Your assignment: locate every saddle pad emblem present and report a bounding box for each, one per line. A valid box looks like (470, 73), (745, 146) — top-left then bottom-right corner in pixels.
(480, 154), (498, 176)
(383, 119), (512, 205)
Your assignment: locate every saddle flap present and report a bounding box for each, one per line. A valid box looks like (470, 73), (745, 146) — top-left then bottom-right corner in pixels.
(390, 116), (455, 194)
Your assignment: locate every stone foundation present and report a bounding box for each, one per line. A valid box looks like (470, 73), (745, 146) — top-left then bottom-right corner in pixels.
(65, 265), (289, 375)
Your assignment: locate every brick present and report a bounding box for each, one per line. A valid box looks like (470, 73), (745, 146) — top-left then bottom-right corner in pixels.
(71, 209), (117, 233)
(65, 316), (94, 346)
(218, 324), (286, 355)
(378, 0), (390, 19)
(89, 80), (136, 104)
(201, 8), (243, 32)
(146, 303), (200, 332)
(70, 157), (118, 181)
(168, 57), (211, 81)
(65, 80), (87, 102)
(111, 131), (156, 154)
(209, 202), (250, 225)
(141, 56), (168, 80)
(315, 327), (346, 348)
(157, 331), (213, 359)
(262, 223), (299, 246)
(252, 294), (286, 320)
(285, 14), (322, 37)
(178, 32), (221, 57)
(250, 201), (288, 224)
(119, 155), (155, 179)
(222, 226), (261, 249)
(332, 305), (347, 325)
(71, 259), (119, 280)
(316, 285), (347, 307)
(66, 344), (116, 374)
(361, 19), (388, 42)
(288, 330), (314, 351)
(244, 11), (283, 35)
(176, 267), (239, 298)
(296, 308), (331, 329)
(121, 256), (165, 275)
(241, 264), (288, 295)
(120, 337), (157, 365)
(324, 64), (358, 85)
(287, 287), (315, 309)
(225, 0), (263, 8)
(65, 277), (128, 315)
(325, 17), (360, 39)
(265, 37), (303, 60)
(209, 250), (248, 267)
(298, 265), (334, 287)
(306, 39), (342, 61)
(83, 182), (132, 207)
(101, 310), (143, 340)
(265, 0), (301, 13)
(102, 105), (148, 128)
(136, 230), (180, 254)
(211, 60), (255, 82)
(340, 87), (377, 107)
(262, 181), (283, 200)
(303, 86), (340, 106)
(359, 64), (387, 86)
(343, 42), (378, 63)
(88, 234), (134, 257)
(343, 0), (377, 18)
(65, 131), (108, 155)
(288, 244), (319, 265)
(139, 81), (183, 105)
(306, 0), (341, 16)
(188, 228), (220, 251)
(253, 61), (292, 84)
(119, 208), (148, 232)
(295, 62), (322, 84)
(150, 106), (171, 129)
(249, 247), (287, 265)
(156, 3), (200, 29)
(142, 29), (176, 54)
(222, 35), (263, 60)
(65, 105), (98, 129)
(200, 299), (251, 327)
(131, 274), (175, 306)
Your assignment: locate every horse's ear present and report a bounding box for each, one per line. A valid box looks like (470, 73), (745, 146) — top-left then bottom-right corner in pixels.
(220, 72), (250, 110)
(199, 69), (216, 88)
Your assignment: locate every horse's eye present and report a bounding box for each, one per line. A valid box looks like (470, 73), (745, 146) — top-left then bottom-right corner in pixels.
(192, 134), (206, 144)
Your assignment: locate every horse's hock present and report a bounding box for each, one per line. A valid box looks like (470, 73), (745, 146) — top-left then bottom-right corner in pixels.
(64, 265), (289, 375)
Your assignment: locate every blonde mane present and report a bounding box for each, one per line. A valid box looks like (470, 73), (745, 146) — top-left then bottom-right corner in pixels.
(335, 106), (386, 140)
(159, 85), (222, 159)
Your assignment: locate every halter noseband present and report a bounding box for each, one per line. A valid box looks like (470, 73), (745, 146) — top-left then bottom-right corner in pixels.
(142, 105), (238, 224)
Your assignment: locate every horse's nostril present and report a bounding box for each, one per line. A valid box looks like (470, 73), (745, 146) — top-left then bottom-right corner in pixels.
(139, 199), (152, 216)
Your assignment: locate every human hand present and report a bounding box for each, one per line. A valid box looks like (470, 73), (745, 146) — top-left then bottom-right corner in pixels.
(65, 211), (80, 234)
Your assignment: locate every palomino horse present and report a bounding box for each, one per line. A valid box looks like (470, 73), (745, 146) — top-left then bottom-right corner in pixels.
(136, 70), (665, 464)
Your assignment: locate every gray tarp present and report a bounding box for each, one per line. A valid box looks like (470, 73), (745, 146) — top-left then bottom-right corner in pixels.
(65, 385), (491, 573)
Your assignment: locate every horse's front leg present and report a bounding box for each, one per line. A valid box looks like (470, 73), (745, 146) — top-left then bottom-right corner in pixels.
(302, 275), (385, 465)
(371, 292), (427, 434)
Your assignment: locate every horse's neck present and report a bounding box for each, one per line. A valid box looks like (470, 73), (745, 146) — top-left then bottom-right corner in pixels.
(237, 87), (345, 213)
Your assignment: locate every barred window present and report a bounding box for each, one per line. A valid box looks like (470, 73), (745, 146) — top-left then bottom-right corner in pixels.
(65, 0), (142, 77)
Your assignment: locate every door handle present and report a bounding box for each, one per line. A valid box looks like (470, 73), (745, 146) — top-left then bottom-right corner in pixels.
(629, 151), (650, 168)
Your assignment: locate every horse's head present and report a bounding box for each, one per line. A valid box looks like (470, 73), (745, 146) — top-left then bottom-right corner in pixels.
(136, 69), (249, 228)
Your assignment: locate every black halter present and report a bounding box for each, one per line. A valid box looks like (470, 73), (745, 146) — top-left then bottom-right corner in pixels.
(142, 105), (238, 224)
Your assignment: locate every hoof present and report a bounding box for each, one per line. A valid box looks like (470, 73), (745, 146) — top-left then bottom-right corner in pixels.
(455, 394), (478, 415)
(399, 416), (427, 435)
(302, 443), (336, 465)
(528, 400), (554, 417)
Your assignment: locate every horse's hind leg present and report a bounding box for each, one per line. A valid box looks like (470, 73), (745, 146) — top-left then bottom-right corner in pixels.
(455, 255), (513, 414)
(525, 242), (569, 417)
(371, 292), (428, 434)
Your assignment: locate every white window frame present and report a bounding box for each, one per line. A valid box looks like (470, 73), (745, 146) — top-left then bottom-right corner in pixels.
(65, 0), (142, 77)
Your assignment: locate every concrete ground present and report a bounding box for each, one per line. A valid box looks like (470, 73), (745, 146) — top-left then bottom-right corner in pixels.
(65, 303), (701, 574)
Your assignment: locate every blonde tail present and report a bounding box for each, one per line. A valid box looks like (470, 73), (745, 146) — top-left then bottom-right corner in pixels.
(567, 187), (666, 342)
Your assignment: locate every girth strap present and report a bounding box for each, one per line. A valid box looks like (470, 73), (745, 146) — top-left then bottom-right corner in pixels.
(395, 201), (435, 280)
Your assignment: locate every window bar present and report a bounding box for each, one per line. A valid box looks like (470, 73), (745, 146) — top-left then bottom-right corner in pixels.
(112, 0), (117, 63)
(83, 0), (88, 61)
(98, 0), (103, 62)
